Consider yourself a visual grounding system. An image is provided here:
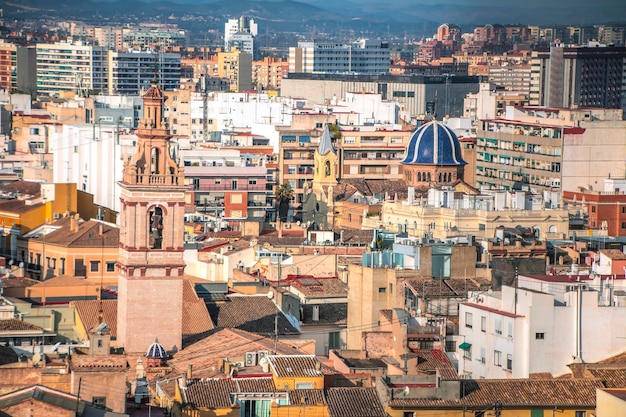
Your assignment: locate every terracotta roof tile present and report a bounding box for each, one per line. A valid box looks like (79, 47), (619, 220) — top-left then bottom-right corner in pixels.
(1, 180), (42, 197)
(184, 378), (237, 408)
(326, 387), (387, 417)
(1, 277), (39, 289)
(390, 379), (603, 408)
(36, 219), (119, 248)
(235, 377), (275, 393)
(288, 389), (325, 405)
(267, 355), (323, 378)
(171, 328), (305, 378)
(0, 318), (44, 332)
(414, 349), (456, 377)
(405, 277), (491, 298)
(182, 280), (214, 336)
(206, 295), (299, 336)
(283, 275), (348, 298)
(586, 368), (626, 388)
(72, 300), (118, 337)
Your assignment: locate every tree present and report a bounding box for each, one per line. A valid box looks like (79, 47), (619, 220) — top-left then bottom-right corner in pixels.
(275, 183), (293, 222)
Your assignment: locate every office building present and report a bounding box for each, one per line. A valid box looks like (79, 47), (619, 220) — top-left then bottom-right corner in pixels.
(530, 45), (626, 115)
(224, 16), (257, 58)
(106, 50), (181, 95)
(288, 39), (390, 75)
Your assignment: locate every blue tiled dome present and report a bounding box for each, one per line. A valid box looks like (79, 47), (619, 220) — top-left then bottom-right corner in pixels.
(145, 338), (168, 359)
(402, 120), (466, 166)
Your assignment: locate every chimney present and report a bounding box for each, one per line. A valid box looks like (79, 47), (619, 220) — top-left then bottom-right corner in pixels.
(70, 214), (79, 232)
(99, 223), (104, 236)
(187, 364), (193, 380)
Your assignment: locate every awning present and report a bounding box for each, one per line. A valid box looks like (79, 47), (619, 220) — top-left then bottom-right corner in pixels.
(459, 342), (472, 351)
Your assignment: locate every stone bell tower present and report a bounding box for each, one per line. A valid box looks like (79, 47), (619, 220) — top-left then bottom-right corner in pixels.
(116, 81), (186, 353)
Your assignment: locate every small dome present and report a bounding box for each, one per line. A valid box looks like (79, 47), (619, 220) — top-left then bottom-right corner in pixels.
(143, 79), (164, 100)
(402, 120), (466, 166)
(145, 338), (168, 359)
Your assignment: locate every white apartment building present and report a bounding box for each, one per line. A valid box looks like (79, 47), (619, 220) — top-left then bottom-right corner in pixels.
(49, 123), (136, 218)
(459, 284), (626, 379)
(224, 16), (257, 57)
(289, 39), (390, 74)
(36, 42), (107, 94)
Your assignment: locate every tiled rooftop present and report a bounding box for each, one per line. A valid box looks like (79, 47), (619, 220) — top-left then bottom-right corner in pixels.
(234, 377), (275, 393)
(206, 295), (299, 336)
(171, 328), (305, 378)
(405, 277), (492, 298)
(72, 300), (118, 337)
(288, 389), (325, 405)
(36, 218), (119, 248)
(390, 379), (603, 408)
(326, 387), (387, 417)
(181, 279), (214, 336)
(414, 349), (457, 378)
(267, 355), (323, 378)
(284, 275), (348, 298)
(0, 318), (44, 332)
(184, 378), (237, 408)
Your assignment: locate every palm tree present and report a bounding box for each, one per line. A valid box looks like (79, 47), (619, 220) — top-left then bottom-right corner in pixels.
(275, 183), (293, 222)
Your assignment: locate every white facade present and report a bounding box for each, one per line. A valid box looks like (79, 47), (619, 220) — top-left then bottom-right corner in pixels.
(36, 42), (107, 94)
(224, 17), (257, 54)
(459, 284), (626, 379)
(289, 39), (390, 74)
(50, 124), (135, 218)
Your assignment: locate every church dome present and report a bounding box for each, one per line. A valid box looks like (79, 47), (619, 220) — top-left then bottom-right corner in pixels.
(145, 338), (168, 359)
(402, 120), (466, 166)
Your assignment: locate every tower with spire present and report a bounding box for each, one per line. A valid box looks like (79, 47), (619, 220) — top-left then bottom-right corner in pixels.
(311, 123), (338, 199)
(116, 80), (186, 353)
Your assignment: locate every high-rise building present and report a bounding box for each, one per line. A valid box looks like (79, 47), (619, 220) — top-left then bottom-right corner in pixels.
(36, 42), (108, 95)
(217, 49), (252, 92)
(116, 82), (186, 353)
(288, 39), (390, 75)
(531, 45), (626, 115)
(106, 50), (181, 95)
(224, 16), (257, 58)
(0, 41), (16, 92)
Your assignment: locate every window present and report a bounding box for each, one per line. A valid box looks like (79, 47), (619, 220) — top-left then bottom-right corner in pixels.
(494, 350), (502, 366)
(507, 322), (513, 337)
(591, 206), (596, 213)
(481, 316), (486, 332)
(90, 261), (100, 272)
(479, 348), (486, 364)
(329, 331), (340, 349)
(622, 222), (626, 229)
(97, 339), (103, 348)
(248, 180), (257, 185)
(106, 262), (115, 272)
(535, 332), (545, 340)
(506, 354), (513, 370)
(465, 312), (473, 328)
(378, 287), (386, 293)
(295, 382), (314, 389)
(495, 319), (502, 335)
(445, 340), (456, 352)
(463, 347), (472, 360)
(92, 397), (106, 409)
(575, 412), (586, 417)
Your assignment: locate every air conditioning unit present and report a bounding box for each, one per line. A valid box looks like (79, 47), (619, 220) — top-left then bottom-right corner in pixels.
(299, 142), (304, 147)
(257, 350), (270, 362)
(53, 213), (61, 220)
(245, 351), (257, 366)
(284, 223), (291, 229)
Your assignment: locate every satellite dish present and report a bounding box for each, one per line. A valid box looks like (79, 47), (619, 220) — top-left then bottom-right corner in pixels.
(267, 291), (274, 300)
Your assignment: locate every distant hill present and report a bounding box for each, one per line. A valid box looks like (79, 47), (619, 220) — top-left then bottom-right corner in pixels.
(2, 0), (625, 40)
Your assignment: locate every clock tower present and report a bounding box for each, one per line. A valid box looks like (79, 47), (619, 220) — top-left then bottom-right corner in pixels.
(116, 81), (186, 353)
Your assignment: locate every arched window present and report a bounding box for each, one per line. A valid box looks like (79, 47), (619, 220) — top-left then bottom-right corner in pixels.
(417, 172), (422, 182)
(438, 172), (442, 182)
(427, 172), (431, 182)
(149, 207), (164, 249)
(325, 160), (331, 177)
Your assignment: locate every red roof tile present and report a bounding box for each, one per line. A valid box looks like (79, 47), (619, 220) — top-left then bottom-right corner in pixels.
(326, 387), (387, 417)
